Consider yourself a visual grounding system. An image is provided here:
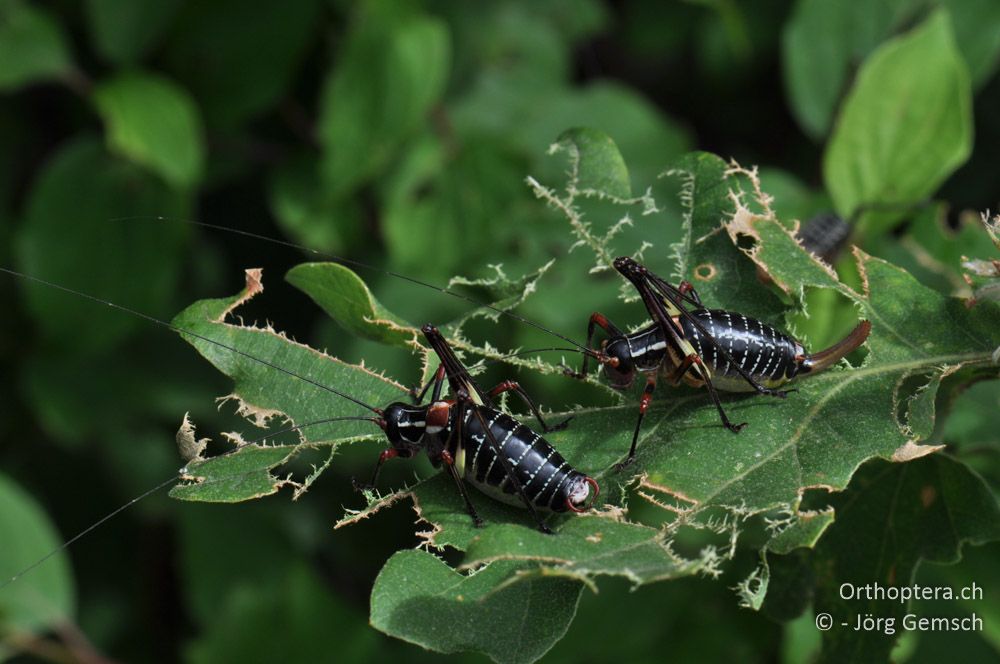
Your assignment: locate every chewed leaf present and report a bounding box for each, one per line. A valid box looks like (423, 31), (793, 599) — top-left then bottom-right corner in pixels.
(285, 262), (419, 349)
(723, 180), (847, 303)
(765, 509), (835, 556)
(666, 153), (785, 322)
(173, 144), (1000, 661)
(552, 127), (631, 199)
(170, 444), (297, 503)
(176, 412), (209, 462)
(962, 212), (1000, 307)
(528, 127), (658, 274)
(170, 269), (402, 503)
(289, 260), (569, 378)
(445, 260), (554, 332)
(526, 148), (999, 563)
(370, 550), (584, 664)
(460, 517), (708, 586)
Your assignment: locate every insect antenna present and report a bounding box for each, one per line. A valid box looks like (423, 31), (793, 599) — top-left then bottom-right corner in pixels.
(111, 215), (597, 357)
(0, 267), (384, 415)
(0, 415), (380, 591)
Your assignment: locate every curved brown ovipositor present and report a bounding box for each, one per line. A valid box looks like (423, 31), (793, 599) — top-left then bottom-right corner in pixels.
(799, 320), (872, 374)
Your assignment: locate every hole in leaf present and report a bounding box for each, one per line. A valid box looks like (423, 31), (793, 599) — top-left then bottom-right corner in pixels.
(799, 486), (835, 512)
(734, 232), (756, 252)
(893, 371), (934, 431)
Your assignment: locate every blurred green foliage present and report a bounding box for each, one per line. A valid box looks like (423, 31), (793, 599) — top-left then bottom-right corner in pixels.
(0, 1), (998, 662)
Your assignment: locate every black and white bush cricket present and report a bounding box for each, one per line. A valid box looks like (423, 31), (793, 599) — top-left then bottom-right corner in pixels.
(362, 324), (599, 534)
(0, 226), (606, 587)
(565, 256), (871, 468)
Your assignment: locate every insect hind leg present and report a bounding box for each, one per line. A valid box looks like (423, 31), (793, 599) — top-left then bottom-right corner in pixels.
(487, 380), (572, 432)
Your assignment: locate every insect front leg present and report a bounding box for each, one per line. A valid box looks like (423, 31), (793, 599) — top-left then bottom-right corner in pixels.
(441, 399), (484, 528)
(353, 448), (399, 492)
(617, 372), (659, 471)
(486, 380), (572, 432)
(563, 312), (623, 379)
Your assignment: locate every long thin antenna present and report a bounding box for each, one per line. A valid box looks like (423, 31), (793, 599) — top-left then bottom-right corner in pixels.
(0, 267), (382, 414)
(0, 415), (378, 591)
(112, 215), (593, 354)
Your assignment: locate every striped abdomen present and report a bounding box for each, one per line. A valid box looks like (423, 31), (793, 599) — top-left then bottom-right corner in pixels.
(459, 407), (588, 513)
(680, 309), (804, 391)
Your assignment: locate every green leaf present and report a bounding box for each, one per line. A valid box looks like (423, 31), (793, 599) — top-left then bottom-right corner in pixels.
(0, 472), (75, 638)
(169, 444), (296, 503)
(0, 0), (73, 91)
(552, 128), (631, 199)
(782, 0), (1000, 140)
(171, 268), (409, 459)
(14, 136), (189, 355)
(84, 0), (180, 65)
(667, 153), (786, 323)
(813, 455), (1000, 662)
(370, 549), (584, 664)
(823, 9), (972, 236)
(93, 71), (205, 189)
(782, 0), (857, 140)
(380, 136), (525, 280)
(285, 262), (419, 350)
(318, 4), (450, 197)
(781, 0), (921, 139)
(461, 516), (709, 585)
(175, 147), (1000, 659)
(501, 82), (692, 189)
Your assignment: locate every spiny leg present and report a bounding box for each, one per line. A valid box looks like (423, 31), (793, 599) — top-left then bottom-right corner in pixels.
(443, 398), (484, 528)
(615, 373), (659, 471)
(694, 359), (747, 433)
(487, 380), (572, 432)
(440, 447), (484, 528)
(353, 448), (398, 492)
